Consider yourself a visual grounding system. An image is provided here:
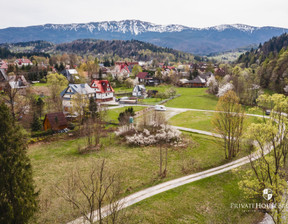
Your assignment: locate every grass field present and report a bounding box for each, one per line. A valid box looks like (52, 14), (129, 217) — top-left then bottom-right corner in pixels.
(123, 166), (263, 224)
(28, 131), (246, 223)
(169, 111), (265, 132)
(164, 87), (218, 110)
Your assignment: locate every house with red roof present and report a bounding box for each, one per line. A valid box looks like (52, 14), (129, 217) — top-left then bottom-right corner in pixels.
(136, 72), (149, 83)
(15, 58), (33, 67)
(0, 60), (8, 70)
(90, 80), (114, 102)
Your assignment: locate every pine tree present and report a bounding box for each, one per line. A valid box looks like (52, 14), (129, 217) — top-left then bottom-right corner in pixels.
(36, 97), (44, 118)
(0, 103), (38, 223)
(31, 112), (42, 132)
(89, 97), (97, 120)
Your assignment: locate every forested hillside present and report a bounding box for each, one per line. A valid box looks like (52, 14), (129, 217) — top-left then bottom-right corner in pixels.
(237, 33), (288, 92)
(0, 39), (193, 62)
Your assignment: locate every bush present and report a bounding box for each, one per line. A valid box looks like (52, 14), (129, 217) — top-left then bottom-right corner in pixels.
(31, 129), (53, 138)
(118, 107), (135, 125)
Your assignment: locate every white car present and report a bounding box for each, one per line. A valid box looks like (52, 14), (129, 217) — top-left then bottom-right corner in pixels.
(154, 105), (166, 111)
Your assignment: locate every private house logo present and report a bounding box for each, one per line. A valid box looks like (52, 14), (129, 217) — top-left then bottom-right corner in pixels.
(263, 188), (273, 201)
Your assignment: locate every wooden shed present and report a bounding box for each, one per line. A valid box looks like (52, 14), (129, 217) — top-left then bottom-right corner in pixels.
(43, 112), (68, 131)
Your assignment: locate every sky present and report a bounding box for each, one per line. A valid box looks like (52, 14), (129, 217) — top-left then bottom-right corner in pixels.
(1, 0), (288, 29)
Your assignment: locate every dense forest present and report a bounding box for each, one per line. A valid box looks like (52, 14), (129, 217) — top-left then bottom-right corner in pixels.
(0, 39), (194, 62)
(0, 47), (50, 59)
(236, 33), (288, 92)
(55, 39), (193, 61)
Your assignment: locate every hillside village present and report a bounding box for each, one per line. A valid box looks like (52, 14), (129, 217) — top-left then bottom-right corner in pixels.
(1, 26), (288, 224)
(0, 56), (225, 124)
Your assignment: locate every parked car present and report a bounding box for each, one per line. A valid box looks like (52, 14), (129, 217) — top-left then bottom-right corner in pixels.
(265, 110), (271, 115)
(155, 105), (166, 111)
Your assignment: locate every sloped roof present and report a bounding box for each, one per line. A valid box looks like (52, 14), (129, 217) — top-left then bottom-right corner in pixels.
(61, 83), (96, 97)
(179, 78), (190, 84)
(0, 69), (8, 81)
(91, 80), (114, 93)
(8, 75), (29, 88)
(136, 72), (148, 79)
(15, 58), (32, 65)
(200, 72), (214, 80)
(45, 112), (67, 130)
(191, 76), (206, 84)
(0, 61), (8, 69)
(67, 69), (78, 74)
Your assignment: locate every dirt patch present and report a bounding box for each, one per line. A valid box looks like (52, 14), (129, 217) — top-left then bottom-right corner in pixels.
(31, 86), (51, 96)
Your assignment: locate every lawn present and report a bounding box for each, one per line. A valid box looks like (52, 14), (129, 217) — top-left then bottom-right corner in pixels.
(32, 82), (48, 87)
(164, 87), (218, 110)
(123, 166), (264, 224)
(169, 110), (265, 132)
(114, 85), (219, 109)
(28, 131), (242, 223)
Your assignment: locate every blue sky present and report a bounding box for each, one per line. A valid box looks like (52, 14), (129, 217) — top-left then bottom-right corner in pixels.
(1, 0), (288, 29)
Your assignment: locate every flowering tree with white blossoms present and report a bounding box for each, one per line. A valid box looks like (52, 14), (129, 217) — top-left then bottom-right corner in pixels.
(115, 122), (182, 178)
(284, 85), (288, 93)
(207, 76), (218, 95)
(217, 82), (234, 97)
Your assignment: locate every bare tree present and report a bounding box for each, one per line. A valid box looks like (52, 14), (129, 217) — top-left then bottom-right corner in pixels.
(56, 160), (123, 224)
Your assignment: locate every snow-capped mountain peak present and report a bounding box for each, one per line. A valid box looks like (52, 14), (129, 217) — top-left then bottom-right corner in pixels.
(42, 20), (189, 35)
(204, 24), (258, 33)
(42, 20), (266, 35)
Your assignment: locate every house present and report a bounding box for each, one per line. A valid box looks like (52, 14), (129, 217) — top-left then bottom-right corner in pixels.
(178, 78), (191, 87)
(190, 76), (207, 87)
(0, 60), (8, 70)
(90, 80), (114, 102)
(61, 69), (79, 82)
(178, 76), (207, 88)
(15, 58), (33, 67)
(43, 112), (68, 131)
(200, 71), (214, 81)
(136, 72), (149, 83)
(61, 83), (96, 113)
(4, 75), (29, 94)
(115, 61), (138, 73)
(132, 85), (146, 97)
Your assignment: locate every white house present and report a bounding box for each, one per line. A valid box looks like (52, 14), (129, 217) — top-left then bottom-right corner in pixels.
(90, 80), (114, 102)
(60, 83), (96, 113)
(15, 58), (33, 67)
(132, 85), (146, 97)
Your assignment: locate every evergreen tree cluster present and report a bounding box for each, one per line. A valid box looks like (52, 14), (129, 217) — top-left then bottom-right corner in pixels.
(0, 47), (50, 59)
(0, 103), (38, 223)
(237, 33), (288, 67)
(118, 107), (135, 124)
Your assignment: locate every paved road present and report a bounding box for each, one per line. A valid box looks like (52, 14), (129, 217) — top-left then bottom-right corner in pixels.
(67, 122), (272, 224)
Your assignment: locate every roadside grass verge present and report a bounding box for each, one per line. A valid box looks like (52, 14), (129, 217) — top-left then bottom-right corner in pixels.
(123, 165), (264, 224)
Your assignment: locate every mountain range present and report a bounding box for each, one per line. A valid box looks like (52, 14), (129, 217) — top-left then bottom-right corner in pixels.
(0, 20), (288, 55)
